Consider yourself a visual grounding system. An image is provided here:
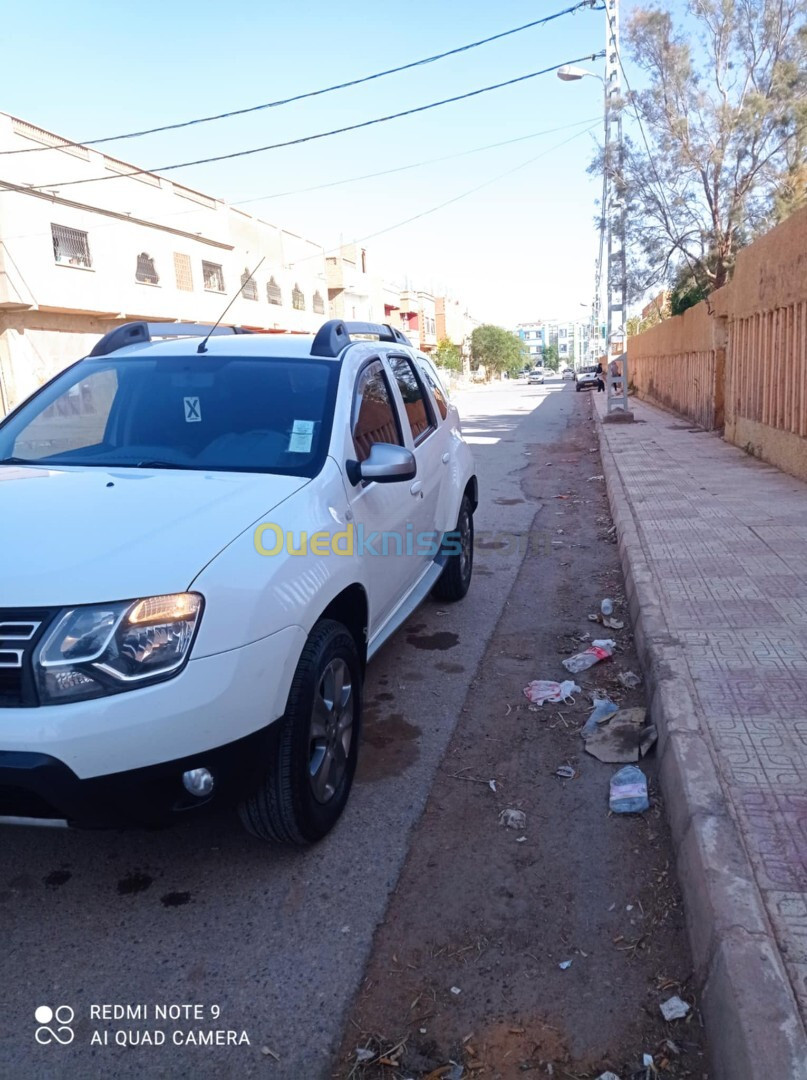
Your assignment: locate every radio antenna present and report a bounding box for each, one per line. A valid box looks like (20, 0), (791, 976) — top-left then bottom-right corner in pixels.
(197, 255), (266, 353)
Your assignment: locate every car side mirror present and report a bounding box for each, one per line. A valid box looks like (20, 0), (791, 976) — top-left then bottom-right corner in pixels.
(346, 443), (417, 486)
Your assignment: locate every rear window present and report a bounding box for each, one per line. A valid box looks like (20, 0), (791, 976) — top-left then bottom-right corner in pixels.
(0, 354), (339, 477)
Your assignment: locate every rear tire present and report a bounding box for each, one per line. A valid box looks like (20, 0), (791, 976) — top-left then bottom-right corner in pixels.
(432, 495), (474, 602)
(238, 620), (362, 846)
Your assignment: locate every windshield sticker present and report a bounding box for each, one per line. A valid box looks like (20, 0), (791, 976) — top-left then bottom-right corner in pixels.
(184, 397), (202, 423)
(288, 419), (314, 453)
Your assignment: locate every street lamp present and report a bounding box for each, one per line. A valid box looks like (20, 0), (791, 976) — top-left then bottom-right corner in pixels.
(557, 65), (603, 83)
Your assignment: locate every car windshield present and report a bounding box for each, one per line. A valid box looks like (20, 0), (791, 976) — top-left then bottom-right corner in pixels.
(581, 366), (599, 374)
(0, 354), (339, 477)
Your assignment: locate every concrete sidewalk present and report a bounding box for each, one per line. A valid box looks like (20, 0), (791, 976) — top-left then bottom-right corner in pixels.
(593, 392), (807, 1080)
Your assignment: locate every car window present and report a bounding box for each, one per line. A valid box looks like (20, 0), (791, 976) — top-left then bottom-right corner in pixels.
(389, 356), (436, 444)
(416, 357), (449, 420)
(9, 367), (118, 460)
(352, 361), (402, 463)
(0, 355), (338, 477)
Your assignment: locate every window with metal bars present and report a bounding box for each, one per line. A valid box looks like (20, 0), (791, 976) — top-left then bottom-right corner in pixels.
(51, 224), (92, 268)
(241, 269), (258, 300)
(202, 261), (225, 292)
(292, 284), (305, 311)
(266, 277), (282, 305)
(312, 290), (325, 315)
(135, 252), (159, 285)
(173, 253), (193, 291)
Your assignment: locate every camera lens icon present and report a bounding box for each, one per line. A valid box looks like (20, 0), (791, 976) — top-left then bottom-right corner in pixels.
(35, 1005), (75, 1045)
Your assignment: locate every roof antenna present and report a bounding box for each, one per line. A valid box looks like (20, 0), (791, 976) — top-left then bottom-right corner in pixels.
(197, 255), (266, 353)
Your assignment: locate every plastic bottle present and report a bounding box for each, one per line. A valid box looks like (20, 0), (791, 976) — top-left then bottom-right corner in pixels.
(609, 765), (649, 813)
(601, 598), (614, 617)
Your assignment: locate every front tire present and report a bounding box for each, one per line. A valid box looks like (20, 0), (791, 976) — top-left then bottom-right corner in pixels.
(238, 620), (362, 846)
(433, 494), (474, 602)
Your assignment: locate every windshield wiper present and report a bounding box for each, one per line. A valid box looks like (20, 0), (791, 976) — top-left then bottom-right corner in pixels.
(0, 456), (39, 465)
(132, 460), (196, 470)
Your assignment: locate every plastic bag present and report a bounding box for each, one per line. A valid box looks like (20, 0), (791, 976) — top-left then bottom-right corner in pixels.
(581, 697), (619, 738)
(562, 639), (615, 674)
(523, 679), (581, 705)
(609, 765), (649, 813)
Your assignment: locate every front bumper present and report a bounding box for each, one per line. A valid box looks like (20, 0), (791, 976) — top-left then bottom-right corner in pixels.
(0, 626), (307, 825)
(0, 728), (274, 828)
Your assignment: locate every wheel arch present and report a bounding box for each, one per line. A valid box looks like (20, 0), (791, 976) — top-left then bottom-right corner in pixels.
(464, 474), (479, 513)
(318, 584), (369, 670)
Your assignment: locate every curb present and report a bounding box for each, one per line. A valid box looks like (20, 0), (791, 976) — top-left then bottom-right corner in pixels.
(593, 399), (807, 1080)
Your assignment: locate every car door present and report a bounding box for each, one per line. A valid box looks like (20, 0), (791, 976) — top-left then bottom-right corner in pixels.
(385, 352), (445, 572)
(343, 358), (426, 635)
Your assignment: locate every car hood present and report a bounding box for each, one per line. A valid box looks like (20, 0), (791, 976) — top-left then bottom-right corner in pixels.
(0, 464), (309, 607)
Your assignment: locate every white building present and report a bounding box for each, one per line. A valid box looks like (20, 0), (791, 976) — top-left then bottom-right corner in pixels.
(0, 112), (330, 414)
(515, 319), (594, 367)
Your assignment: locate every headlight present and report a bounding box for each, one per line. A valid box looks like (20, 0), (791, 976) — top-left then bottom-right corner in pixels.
(34, 593), (203, 704)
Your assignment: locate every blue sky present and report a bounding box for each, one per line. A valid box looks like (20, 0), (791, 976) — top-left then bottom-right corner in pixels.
(1, 0), (637, 326)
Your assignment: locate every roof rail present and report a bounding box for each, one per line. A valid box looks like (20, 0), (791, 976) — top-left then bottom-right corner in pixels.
(89, 321), (253, 358)
(310, 319), (410, 357)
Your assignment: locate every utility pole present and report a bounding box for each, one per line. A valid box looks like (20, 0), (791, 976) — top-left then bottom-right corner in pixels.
(603, 0), (629, 412)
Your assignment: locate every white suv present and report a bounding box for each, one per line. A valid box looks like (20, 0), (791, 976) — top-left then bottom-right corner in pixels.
(0, 320), (477, 845)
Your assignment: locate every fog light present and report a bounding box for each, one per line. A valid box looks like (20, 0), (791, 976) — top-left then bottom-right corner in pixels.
(182, 768), (214, 797)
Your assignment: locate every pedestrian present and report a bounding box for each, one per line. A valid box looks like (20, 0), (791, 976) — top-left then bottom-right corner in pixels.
(595, 360), (605, 393)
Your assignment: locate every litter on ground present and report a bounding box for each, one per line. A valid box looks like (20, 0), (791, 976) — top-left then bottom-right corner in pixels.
(562, 640), (615, 674)
(555, 764), (577, 779)
(609, 765), (649, 813)
(660, 995), (691, 1021)
(523, 679), (581, 705)
(499, 808), (527, 830)
(617, 670), (642, 690)
(558, 960), (572, 970)
(581, 697), (620, 738)
(585, 708), (658, 763)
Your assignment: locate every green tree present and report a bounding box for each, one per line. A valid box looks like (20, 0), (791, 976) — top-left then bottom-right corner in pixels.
(434, 338), (462, 373)
(542, 344), (560, 371)
(610, 0), (807, 301)
(470, 325), (527, 378)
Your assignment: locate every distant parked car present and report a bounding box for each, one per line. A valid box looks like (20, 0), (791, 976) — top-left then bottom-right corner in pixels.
(527, 367), (545, 385)
(561, 368), (575, 380)
(575, 365), (601, 391)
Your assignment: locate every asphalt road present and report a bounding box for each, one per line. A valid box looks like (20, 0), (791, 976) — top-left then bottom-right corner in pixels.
(1, 378), (578, 1079)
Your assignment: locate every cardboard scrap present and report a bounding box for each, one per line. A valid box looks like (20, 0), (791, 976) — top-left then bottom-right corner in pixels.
(584, 707), (658, 763)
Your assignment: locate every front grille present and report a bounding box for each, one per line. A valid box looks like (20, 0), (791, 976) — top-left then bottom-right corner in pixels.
(0, 609), (56, 707)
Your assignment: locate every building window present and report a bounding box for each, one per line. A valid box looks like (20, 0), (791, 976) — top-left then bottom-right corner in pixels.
(266, 277), (282, 305)
(173, 252), (193, 291)
(292, 284), (305, 311)
(312, 290), (325, 315)
(240, 268), (258, 300)
(51, 224), (92, 268)
(202, 261), (225, 292)
(135, 252), (159, 285)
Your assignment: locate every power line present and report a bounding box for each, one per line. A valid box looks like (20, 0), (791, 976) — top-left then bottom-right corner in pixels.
(31, 54), (605, 191)
(286, 124), (600, 267)
(231, 116), (601, 204)
(1, 1), (597, 157)
(0, 118), (600, 247)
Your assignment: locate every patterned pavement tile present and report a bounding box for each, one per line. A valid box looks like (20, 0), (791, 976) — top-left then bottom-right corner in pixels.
(604, 397), (807, 1026)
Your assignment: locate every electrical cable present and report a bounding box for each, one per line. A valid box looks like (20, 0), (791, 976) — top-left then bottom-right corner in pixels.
(29, 53), (605, 191)
(231, 116), (601, 204)
(0, 118), (600, 244)
(1, 1), (598, 156)
(285, 123), (600, 267)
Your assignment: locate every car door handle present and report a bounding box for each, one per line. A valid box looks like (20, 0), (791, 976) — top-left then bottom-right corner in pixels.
(410, 481), (424, 497)
(441, 452), (450, 464)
